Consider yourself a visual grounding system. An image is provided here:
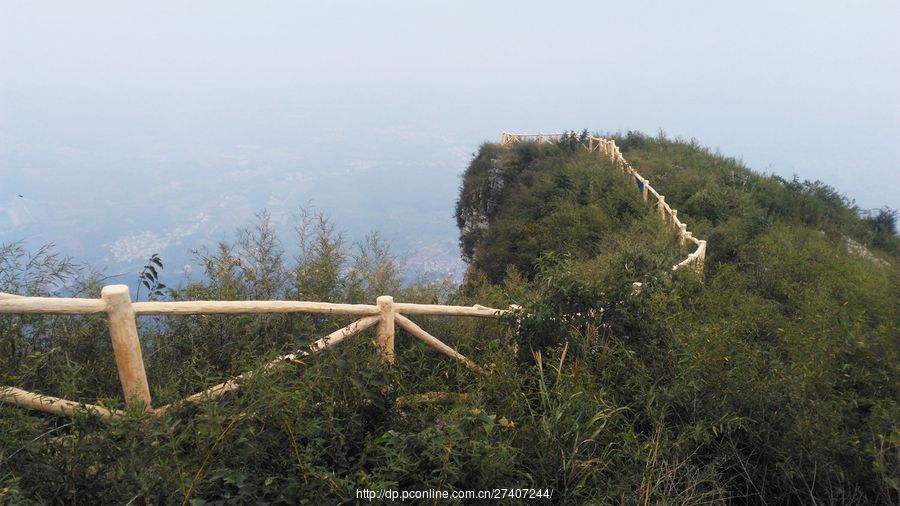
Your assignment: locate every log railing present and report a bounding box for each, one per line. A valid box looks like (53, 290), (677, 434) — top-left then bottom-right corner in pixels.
(1, 131), (701, 419)
(500, 131), (707, 273)
(0, 288), (506, 419)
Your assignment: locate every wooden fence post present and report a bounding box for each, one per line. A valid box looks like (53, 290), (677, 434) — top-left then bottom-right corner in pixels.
(671, 210), (678, 228)
(101, 285), (151, 409)
(698, 240), (707, 266)
(376, 295), (395, 364)
(657, 196), (666, 220)
(642, 179), (649, 202)
(679, 223), (687, 245)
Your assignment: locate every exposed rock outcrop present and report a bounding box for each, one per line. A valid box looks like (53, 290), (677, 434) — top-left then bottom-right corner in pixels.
(455, 144), (511, 264)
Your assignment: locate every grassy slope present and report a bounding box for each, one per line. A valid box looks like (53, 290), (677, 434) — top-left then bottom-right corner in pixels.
(0, 134), (898, 504)
(612, 133), (899, 503)
(458, 133), (899, 503)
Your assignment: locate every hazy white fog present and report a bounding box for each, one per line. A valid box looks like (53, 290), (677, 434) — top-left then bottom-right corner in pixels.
(1, 1), (898, 281)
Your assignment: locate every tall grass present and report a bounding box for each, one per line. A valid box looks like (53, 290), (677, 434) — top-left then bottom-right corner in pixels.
(1, 135), (898, 503)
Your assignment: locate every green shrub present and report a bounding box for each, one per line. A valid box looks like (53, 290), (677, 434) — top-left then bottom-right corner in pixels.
(1, 135), (897, 504)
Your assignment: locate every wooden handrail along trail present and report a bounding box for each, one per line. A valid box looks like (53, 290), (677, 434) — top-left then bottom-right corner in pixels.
(1, 130), (701, 420)
(0, 288), (507, 419)
(500, 131), (707, 273)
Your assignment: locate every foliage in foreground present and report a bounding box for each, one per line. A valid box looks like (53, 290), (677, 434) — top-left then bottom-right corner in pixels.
(457, 134), (899, 503)
(0, 134), (898, 504)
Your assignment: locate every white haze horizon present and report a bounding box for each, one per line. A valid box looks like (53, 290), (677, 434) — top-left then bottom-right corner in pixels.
(1, 1), (898, 286)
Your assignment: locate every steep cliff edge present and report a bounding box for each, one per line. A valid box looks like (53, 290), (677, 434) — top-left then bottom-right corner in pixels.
(455, 143), (507, 265)
(455, 140), (672, 282)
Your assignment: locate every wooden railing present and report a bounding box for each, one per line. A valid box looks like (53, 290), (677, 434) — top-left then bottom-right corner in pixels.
(500, 132), (707, 273)
(0, 288), (506, 419)
(1, 132), (701, 419)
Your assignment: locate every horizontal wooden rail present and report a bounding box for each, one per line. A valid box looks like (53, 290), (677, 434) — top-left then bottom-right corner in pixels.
(0, 294), (106, 314)
(500, 131), (707, 273)
(131, 300), (380, 316)
(0, 386), (123, 419)
(501, 132), (565, 145)
(395, 391), (470, 409)
(0, 296), (508, 318)
(393, 302), (506, 317)
(0, 289), (502, 419)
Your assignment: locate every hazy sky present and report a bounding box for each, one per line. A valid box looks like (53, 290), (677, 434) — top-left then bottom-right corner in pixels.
(1, 1), (898, 277)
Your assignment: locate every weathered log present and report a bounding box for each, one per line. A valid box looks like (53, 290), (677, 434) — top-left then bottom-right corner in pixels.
(394, 391), (469, 409)
(0, 386), (123, 419)
(376, 296), (396, 363)
(102, 285), (151, 409)
(393, 302), (506, 318)
(0, 296), (105, 314)
(132, 300), (379, 316)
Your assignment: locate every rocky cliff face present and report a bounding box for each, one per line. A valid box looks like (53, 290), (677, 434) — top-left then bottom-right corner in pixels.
(455, 144), (510, 265)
